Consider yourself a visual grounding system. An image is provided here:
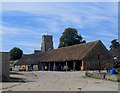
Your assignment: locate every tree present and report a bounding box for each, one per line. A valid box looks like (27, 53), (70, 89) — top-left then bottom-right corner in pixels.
(110, 39), (120, 59)
(110, 39), (120, 51)
(10, 47), (23, 61)
(58, 27), (86, 48)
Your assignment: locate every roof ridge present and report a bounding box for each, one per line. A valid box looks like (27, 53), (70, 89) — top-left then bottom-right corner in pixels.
(82, 40), (101, 59)
(53, 40), (100, 51)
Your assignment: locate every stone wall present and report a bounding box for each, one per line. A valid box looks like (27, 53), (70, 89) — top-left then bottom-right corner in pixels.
(0, 52), (10, 82)
(85, 72), (106, 79)
(85, 71), (120, 82)
(41, 35), (53, 52)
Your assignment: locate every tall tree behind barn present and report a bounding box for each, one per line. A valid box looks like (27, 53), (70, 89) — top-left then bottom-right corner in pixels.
(58, 27), (86, 48)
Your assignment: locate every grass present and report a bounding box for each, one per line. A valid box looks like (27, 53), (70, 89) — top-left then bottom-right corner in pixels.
(85, 71), (91, 77)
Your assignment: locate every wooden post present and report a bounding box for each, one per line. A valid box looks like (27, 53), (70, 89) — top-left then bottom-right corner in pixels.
(73, 61), (76, 71)
(98, 60), (101, 73)
(82, 60), (85, 71)
(75, 62), (76, 70)
(26, 65), (28, 71)
(44, 63), (45, 70)
(66, 61), (68, 71)
(25, 65), (26, 71)
(17, 65), (19, 71)
(31, 65), (33, 71)
(28, 65), (29, 71)
(38, 63), (40, 70)
(49, 62), (50, 71)
(54, 62), (56, 71)
(41, 63), (44, 70)
(98, 53), (101, 73)
(73, 62), (74, 71)
(107, 61), (110, 73)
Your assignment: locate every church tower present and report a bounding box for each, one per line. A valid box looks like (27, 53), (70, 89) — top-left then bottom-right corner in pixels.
(41, 35), (53, 52)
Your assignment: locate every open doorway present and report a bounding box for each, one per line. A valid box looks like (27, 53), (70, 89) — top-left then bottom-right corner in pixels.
(75, 60), (82, 71)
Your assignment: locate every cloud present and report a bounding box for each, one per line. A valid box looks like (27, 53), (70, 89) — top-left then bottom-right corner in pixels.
(53, 41), (59, 49)
(33, 17), (62, 33)
(1, 24), (42, 38)
(1, 0), (118, 2)
(94, 30), (117, 38)
(2, 2), (117, 32)
(3, 2), (117, 29)
(26, 48), (35, 51)
(82, 35), (92, 39)
(1, 2), (118, 53)
(0, 28), (2, 35)
(16, 41), (41, 48)
(25, 48), (39, 52)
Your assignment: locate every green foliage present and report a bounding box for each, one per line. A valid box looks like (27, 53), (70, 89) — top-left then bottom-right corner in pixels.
(110, 39), (120, 51)
(85, 71), (91, 77)
(58, 27), (86, 48)
(10, 47), (23, 61)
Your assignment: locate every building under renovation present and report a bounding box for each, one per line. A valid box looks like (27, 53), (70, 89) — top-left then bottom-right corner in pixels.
(15, 35), (113, 71)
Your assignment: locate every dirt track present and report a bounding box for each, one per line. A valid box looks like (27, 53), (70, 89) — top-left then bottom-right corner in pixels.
(2, 71), (118, 91)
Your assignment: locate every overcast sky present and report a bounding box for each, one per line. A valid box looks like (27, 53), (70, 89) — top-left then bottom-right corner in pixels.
(1, 2), (118, 54)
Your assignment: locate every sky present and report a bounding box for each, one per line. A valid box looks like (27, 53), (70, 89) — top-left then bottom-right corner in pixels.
(1, 2), (118, 54)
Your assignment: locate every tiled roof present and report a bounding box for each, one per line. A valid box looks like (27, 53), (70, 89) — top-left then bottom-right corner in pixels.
(15, 40), (101, 65)
(15, 52), (47, 65)
(41, 40), (100, 62)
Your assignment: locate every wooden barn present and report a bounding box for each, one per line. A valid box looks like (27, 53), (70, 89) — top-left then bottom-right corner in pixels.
(15, 40), (113, 71)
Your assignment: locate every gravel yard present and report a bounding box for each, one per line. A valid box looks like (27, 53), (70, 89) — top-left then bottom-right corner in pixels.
(1, 71), (118, 91)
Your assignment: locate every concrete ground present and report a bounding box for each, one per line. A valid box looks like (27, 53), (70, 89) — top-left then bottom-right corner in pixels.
(1, 71), (119, 91)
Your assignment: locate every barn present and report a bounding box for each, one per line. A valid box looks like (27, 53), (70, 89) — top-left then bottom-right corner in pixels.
(15, 40), (113, 71)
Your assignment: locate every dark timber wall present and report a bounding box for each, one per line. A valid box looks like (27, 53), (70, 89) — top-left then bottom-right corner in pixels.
(84, 41), (113, 70)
